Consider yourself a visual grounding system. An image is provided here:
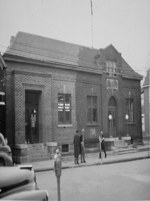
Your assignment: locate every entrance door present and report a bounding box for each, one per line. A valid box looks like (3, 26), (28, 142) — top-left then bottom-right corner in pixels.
(25, 90), (40, 144)
(108, 97), (117, 137)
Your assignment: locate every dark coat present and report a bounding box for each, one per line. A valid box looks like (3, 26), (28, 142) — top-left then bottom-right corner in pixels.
(73, 134), (80, 157)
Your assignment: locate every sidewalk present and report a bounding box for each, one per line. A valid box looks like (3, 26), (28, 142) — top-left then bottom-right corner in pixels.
(24, 145), (150, 172)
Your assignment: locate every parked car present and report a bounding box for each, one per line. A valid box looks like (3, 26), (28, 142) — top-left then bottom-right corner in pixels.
(0, 133), (13, 166)
(2, 189), (49, 200)
(0, 165), (49, 200)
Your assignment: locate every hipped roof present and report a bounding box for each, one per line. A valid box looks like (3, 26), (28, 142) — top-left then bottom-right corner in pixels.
(4, 31), (142, 79)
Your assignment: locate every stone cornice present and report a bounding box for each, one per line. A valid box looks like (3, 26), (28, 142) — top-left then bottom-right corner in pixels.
(12, 70), (52, 78)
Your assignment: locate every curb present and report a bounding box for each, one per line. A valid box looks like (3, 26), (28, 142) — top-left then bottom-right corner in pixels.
(34, 155), (150, 173)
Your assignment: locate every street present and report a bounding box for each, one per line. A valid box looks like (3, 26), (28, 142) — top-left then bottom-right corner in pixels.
(36, 158), (150, 201)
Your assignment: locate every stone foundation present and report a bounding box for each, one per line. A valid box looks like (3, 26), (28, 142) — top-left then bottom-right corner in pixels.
(12, 137), (132, 163)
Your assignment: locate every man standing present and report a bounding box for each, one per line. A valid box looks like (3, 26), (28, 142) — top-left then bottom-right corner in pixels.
(30, 109), (36, 143)
(80, 129), (86, 163)
(73, 130), (80, 165)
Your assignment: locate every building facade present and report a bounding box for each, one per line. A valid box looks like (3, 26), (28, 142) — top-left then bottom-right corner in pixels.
(142, 69), (150, 139)
(4, 32), (142, 163)
(0, 53), (7, 136)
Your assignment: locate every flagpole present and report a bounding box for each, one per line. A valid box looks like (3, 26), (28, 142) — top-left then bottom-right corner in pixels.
(90, 0), (93, 48)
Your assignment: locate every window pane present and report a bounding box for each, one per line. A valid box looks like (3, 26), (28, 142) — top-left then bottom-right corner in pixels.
(130, 100), (134, 122)
(87, 108), (91, 122)
(106, 60), (116, 75)
(93, 97), (97, 108)
(58, 94), (64, 103)
(65, 95), (70, 103)
(58, 94), (71, 124)
(125, 98), (134, 122)
(93, 108), (97, 122)
(65, 111), (71, 123)
(87, 96), (97, 123)
(87, 96), (91, 108)
(58, 110), (64, 123)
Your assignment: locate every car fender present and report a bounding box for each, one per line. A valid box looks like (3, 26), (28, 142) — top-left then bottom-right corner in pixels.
(0, 166), (37, 198)
(1, 189), (49, 200)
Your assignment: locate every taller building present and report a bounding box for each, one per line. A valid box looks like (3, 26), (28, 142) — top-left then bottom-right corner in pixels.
(3, 32), (142, 163)
(142, 69), (150, 139)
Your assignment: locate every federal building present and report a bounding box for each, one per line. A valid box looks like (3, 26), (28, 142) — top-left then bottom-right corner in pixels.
(3, 32), (142, 163)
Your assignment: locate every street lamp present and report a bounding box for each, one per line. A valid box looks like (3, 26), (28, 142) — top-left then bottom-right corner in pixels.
(0, 92), (5, 105)
(108, 114), (113, 137)
(125, 114), (129, 136)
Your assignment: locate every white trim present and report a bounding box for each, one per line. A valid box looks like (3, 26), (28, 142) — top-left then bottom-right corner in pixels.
(58, 124), (73, 128)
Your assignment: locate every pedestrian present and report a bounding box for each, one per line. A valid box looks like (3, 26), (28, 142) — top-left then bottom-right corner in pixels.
(80, 129), (86, 163)
(54, 149), (62, 177)
(30, 109), (36, 143)
(99, 131), (107, 158)
(54, 149), (61, 160)
(73, 130), (80, 164)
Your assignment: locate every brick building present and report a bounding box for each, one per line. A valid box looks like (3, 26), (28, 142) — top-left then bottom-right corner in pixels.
(142, 69), (150, 139)
(0, 53), (7, 136)
(3, 32), (142, 163)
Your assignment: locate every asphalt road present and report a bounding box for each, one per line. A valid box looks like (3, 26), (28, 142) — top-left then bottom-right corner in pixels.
(36, 158), (150, 201)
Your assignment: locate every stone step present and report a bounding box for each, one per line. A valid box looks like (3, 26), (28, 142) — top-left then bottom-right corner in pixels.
(27, 143), (47, 150)
(27, 153), (50, 162)
(27, 144), (48, 154)
(27, 149), (48, 155)
(26, 143), (49, 162)
(114, 140), (128, 148)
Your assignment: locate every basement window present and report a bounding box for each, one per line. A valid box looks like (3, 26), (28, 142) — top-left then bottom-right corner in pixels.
(62, 144), (69, 152)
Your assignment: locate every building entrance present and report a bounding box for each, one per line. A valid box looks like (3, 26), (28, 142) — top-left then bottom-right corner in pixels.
(25, 90), (40, 144)
(108, 96), (117, 137)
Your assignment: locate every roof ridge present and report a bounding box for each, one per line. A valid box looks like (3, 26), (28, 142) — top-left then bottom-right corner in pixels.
(17, 31), (98, 51)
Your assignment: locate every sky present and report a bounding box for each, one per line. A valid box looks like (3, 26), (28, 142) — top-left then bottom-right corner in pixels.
(0, 0), (150, 78)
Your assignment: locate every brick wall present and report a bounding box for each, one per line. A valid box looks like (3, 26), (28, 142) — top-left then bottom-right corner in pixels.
(76, 72), (102, 140)
(51, 69), (77, 143)
(5, 61), (78, 147)
(5, 58), (142, 150)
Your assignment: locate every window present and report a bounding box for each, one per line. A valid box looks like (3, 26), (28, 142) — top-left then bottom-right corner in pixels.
(62, 144), (69, 152)
(106, 79), (118, 90)
(106, 60), (117, 76)
(87, 96), (97, 123)
(125, 98), (134, 122)
(58, 94), (71, 124)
